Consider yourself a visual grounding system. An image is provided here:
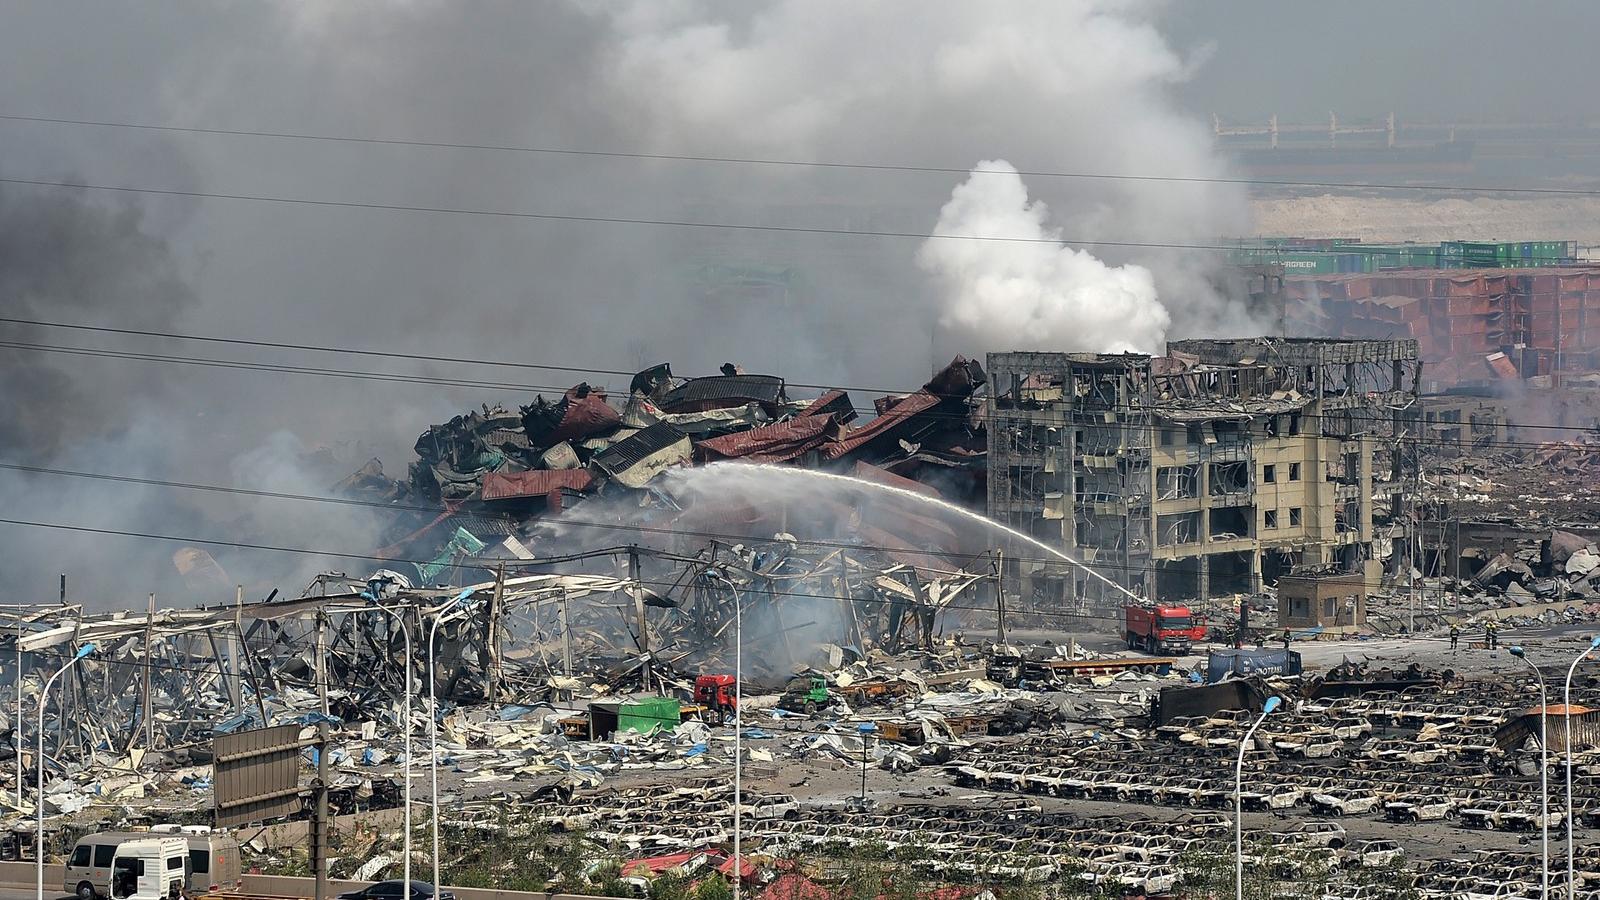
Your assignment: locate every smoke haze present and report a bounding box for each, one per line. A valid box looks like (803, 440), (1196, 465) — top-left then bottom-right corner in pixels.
(0, 0), (1267, 606)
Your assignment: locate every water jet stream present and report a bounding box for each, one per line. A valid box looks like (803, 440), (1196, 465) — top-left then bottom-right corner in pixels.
(663, 462), (1144, 603)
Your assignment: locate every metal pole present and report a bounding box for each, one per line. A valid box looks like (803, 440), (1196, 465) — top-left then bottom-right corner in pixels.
(559, 590), (573, 686)
(37, 643), (92, 900)
(1235, 697), (1281, 900)
(368, 605), (415, 892)
(1563, 637), (1600, 900)
(1513, 648), (1550, 900)
(400, 610), (412, 894)
(143, 593), (155, 757)
(428, 610), (441, 895)
(629, 548), (648, 693)
(315, 611), (329, 718)
(995, 550), (1006, 644)
(732, 590), (741, 900)
(228, 586), (243, 713)
(15, 615), (23, 811)
(486, 565), (505, 705)
(314, 718), (330, 900)
(426, 596), (472, 896)
(859, 738), (868, 802)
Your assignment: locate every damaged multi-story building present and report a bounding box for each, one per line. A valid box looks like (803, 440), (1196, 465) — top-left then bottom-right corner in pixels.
(987, 337), (1420, 606)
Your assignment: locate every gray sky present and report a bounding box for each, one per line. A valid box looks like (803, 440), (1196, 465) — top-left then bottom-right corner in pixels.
(1165, 0), (1600, 123)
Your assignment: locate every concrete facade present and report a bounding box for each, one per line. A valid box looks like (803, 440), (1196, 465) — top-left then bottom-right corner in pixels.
(987, 338), (1420, 606)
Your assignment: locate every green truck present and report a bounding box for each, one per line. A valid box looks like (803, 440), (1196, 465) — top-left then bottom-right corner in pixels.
(777, 675), (829, 715)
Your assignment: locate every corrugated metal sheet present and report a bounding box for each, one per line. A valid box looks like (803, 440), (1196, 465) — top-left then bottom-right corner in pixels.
(480, 469), (595, 500)
(593, 422), (692, 487)
(213, 724), (303, 827)
(851, 460), (941, 498)
(824, 391), (941, 460)
(696, 415), (841, 463)
(661, 374), (785, 412)
(799, 390), (858, 424)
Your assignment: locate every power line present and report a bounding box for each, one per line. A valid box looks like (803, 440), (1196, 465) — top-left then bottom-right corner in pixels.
(5, 111), (1598, 198)
(0, 497), (1549, 631)
(0, 175), (1252, 251)
(0, 455), (1547, 587)
(5, 330), (1599, 449)
(0, 338), (593, 394)
(0, 316), (637, 382)
(5, 175), (1583, 263)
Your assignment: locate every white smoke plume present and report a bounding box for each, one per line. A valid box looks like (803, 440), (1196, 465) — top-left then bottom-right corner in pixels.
(919, 161), (1170, 354)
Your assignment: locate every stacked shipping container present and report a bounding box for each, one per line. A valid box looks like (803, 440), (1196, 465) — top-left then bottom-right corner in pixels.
(1284, 266), (1600, 387)
(1230, 240), (1577, 273)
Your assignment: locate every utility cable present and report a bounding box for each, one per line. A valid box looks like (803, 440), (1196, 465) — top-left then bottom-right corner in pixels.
(1, 175), (1584, 261)
(3, 334), (1597, 450)
(0, 480), (1561, 611)
(0, 458), (1250, 575)
(4, 111), (1598, 197)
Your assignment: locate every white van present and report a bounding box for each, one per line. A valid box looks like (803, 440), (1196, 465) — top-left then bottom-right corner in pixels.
(106, 838), (187, 900)
(66, 830), (238, 899)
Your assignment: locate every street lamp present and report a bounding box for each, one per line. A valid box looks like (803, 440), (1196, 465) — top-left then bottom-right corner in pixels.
(358, 601), (414, 892)
(856, 722), (877, 805)
(36, 642), (94, 900)
(1510, 646), (1550, 900)
(1234, 695), (1282, 900)
(1563, 634), (1600, 900)
(426, 589), (475, 894)
(732, 581), (742, 900)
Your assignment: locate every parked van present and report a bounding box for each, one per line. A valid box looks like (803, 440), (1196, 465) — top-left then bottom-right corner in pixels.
(106, 838), (187, 900)
(65, 828), (241, 899)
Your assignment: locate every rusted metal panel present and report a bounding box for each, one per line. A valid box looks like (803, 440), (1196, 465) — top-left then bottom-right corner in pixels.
(548, 386), (622, 445)
(797, 389), (857, 424)
(480, 469), (595, 501)
(214, 724), (303, 827)
(695, 415), (840, 463)
(824, 392), (940, 460)
(850, 460), (941, 498)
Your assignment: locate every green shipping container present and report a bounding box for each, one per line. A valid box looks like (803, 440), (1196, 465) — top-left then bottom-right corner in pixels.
(617, 696), (681, 735)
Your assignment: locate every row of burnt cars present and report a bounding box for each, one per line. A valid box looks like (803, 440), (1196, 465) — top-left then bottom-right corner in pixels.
(951, 684), (1598, 831)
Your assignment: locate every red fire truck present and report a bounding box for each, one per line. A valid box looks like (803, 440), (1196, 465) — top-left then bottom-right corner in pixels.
(1124, 603), (1206, 655)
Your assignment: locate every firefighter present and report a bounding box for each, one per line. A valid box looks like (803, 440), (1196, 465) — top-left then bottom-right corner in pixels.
(1449, 623), (1460, 651)
(1485, 619), (1499, 650)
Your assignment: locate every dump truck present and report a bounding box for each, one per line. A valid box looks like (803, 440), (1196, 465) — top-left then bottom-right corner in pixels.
(693, 674), (740, 725)
(1124, 603), (1205, 655)
(777, 675), (829, 715)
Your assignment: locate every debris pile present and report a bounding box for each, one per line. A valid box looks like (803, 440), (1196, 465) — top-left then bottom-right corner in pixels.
(347, 359), (988, 570)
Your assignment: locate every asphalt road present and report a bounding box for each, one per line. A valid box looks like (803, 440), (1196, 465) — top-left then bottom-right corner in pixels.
(0, 888), (72, 900)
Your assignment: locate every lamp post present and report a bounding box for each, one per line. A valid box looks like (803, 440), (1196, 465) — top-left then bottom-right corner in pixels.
(36, 642), (94, 900)
(732, 581), (742, 900)
(1511, 646), (1550, 900)
(1234, 695), (1282, 900)
(856, 722), (877, 804)
(426, 590), (475, 895)
(359, 602), (414, 892)
(1563, 635), (1600, 900)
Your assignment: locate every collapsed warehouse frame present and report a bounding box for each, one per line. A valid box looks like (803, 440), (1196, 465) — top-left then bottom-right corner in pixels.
(0, 537), (1001, 817)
